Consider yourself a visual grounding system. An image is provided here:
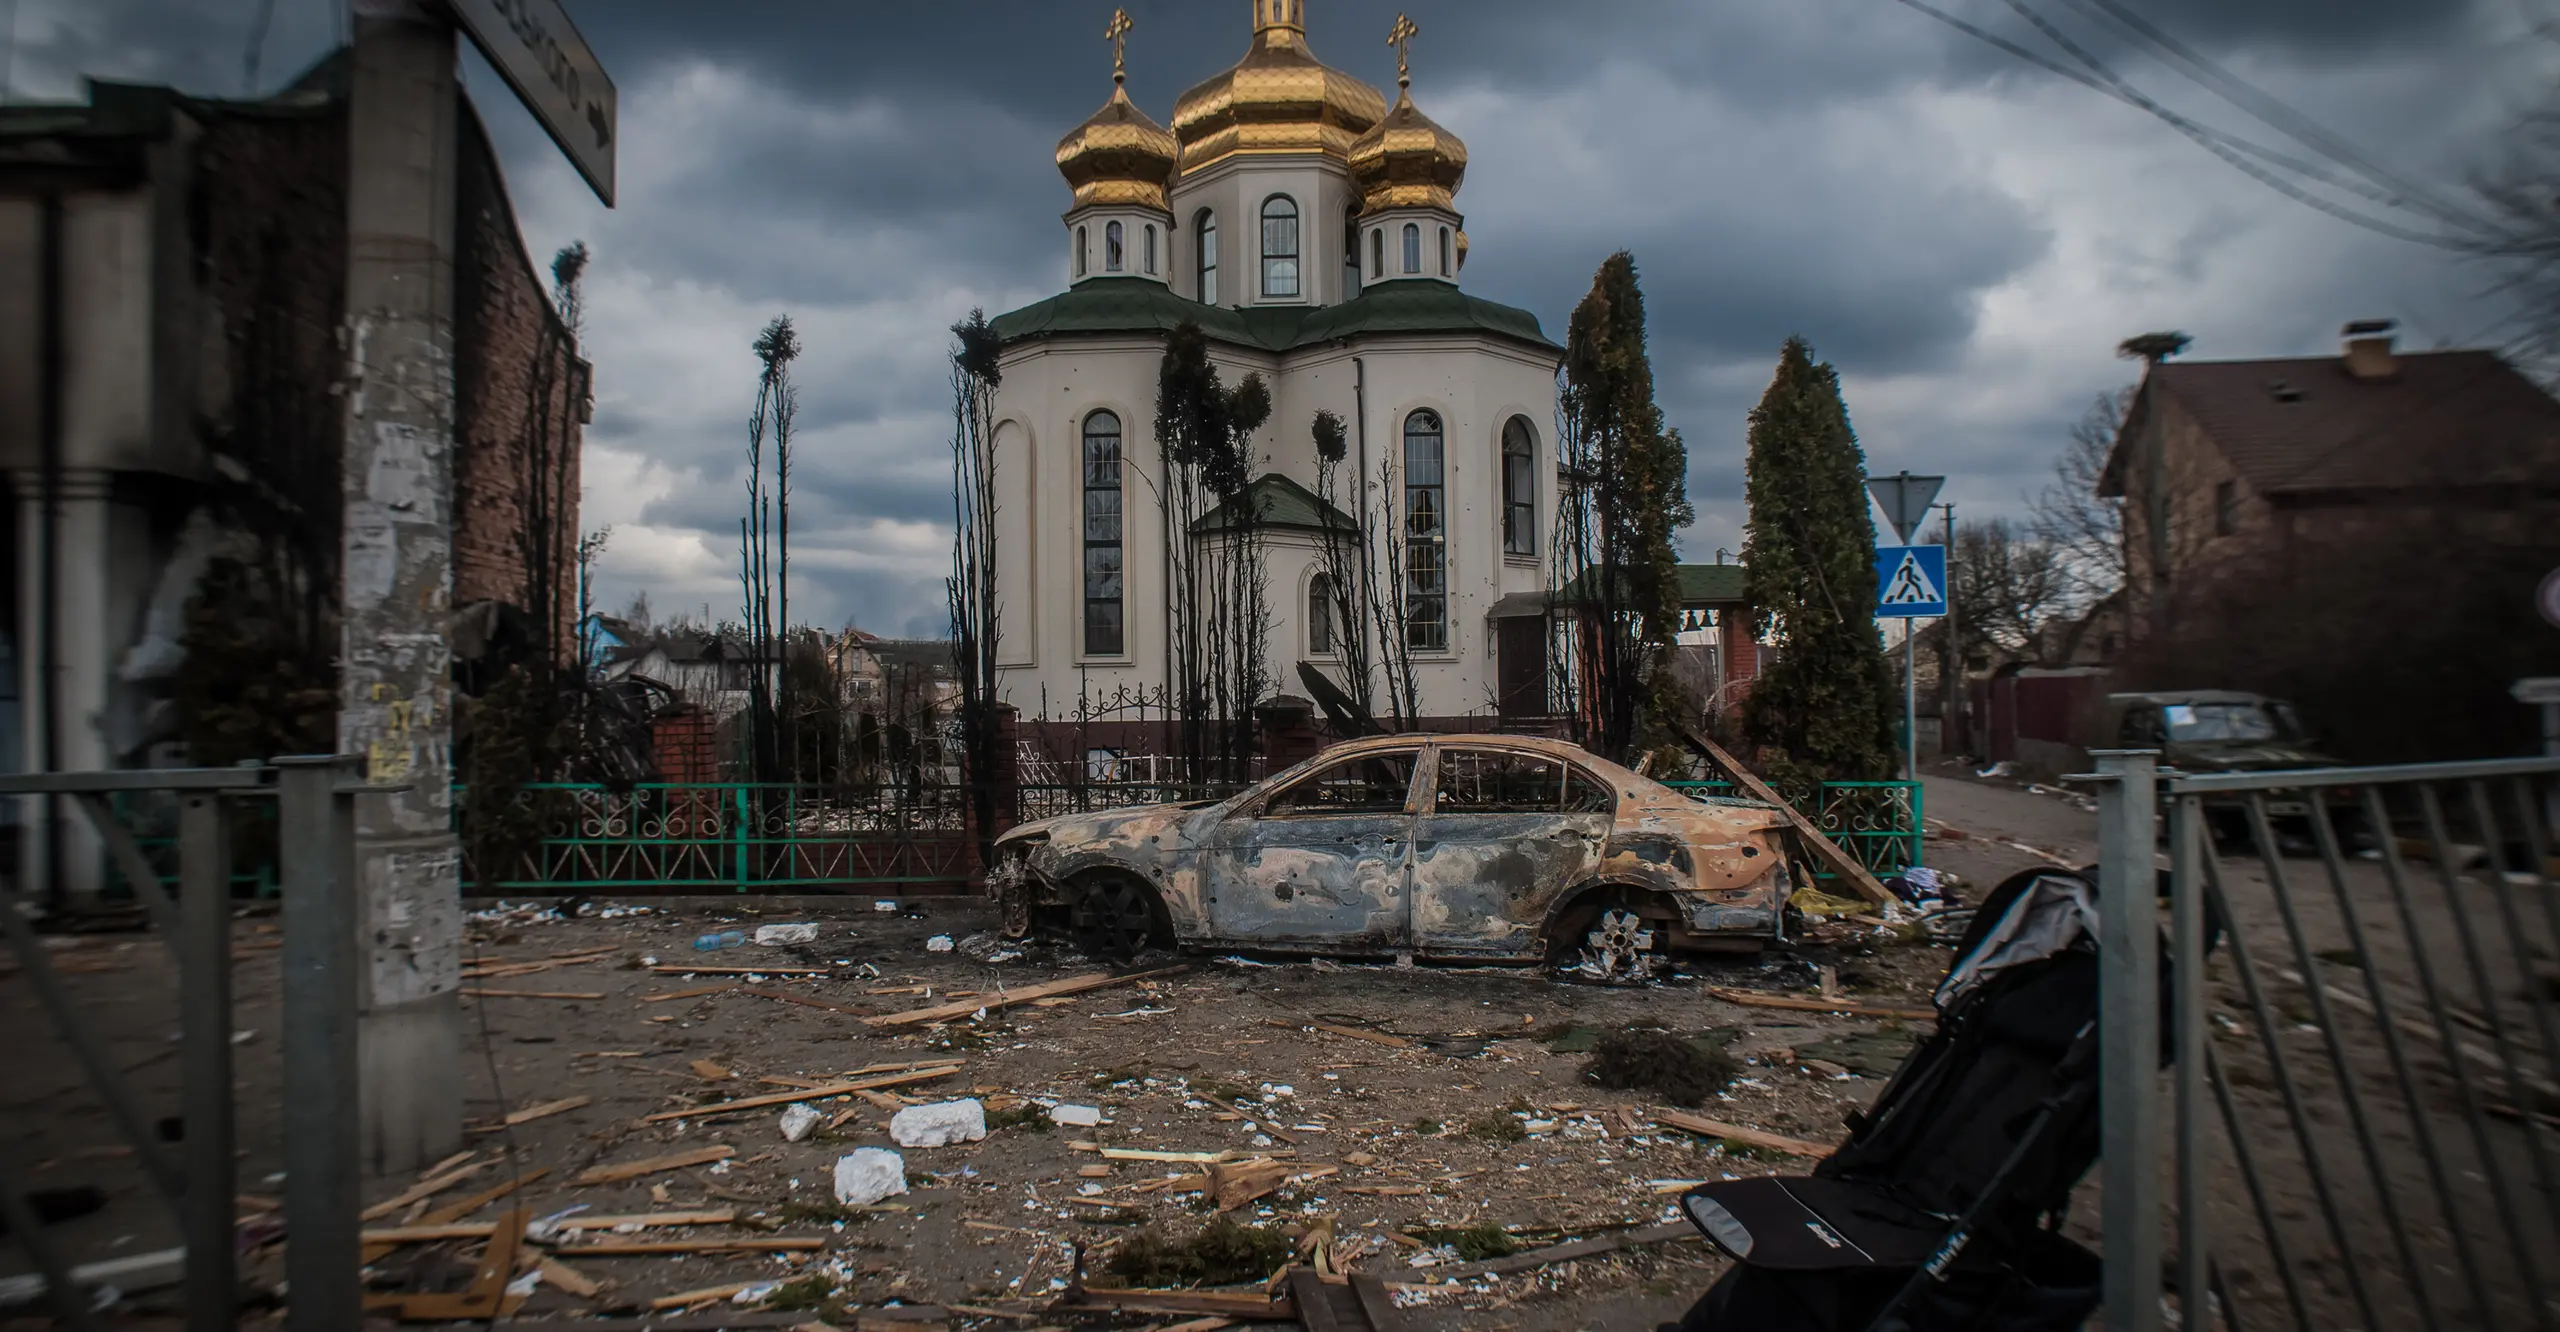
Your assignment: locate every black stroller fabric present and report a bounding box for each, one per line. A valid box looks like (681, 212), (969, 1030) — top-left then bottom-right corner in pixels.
(1662, 866), (2133, 1332)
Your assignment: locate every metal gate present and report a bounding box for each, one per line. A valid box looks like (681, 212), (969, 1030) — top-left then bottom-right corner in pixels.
(2091, 751), (2560, 1332)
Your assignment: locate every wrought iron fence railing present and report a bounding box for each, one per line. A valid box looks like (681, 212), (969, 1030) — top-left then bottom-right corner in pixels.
(1665, 778), (1923, 880)
(457, 782), (980, 892)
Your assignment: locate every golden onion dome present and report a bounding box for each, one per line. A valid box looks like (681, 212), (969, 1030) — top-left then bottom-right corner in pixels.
(1056, 75), (1179, 213)
(1347, 76), (1467, 215)
(1171, 1), (1385, 177)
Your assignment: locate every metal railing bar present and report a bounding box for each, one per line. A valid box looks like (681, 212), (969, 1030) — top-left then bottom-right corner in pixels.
(0, 881), (184, 1206)
(2242, 791), (2443, 1329)
(0, 768), (277, 794)
(2170, 796), (2214, 1332)
(2206, 1042), (2315, 1332)
(2359, 783), (2552, 1332)
(2159, 756), (2560, 794)
(2419, 784), (2560, 1250)
(0, 1139), (100, 1330)
(70, 793), (182, 957)
(2462, 781), (2560, 1244)
(2208, 1257), (2253, 1332)
(2303, 790), (2500, 1329)
(2196, 846), (2387, 1332)
(175, 794), (236, 1332)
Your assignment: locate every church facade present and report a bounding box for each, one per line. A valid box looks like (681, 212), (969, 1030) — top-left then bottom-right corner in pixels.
(986, 0), (1562, 738)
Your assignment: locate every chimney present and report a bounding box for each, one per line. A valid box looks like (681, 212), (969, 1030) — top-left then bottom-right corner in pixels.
(2341, 318), (2397, 381)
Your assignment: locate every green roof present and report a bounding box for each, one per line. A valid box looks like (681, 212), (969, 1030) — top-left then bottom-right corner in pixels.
(1192, 473), (1357, 535)
(989, 277), (1559, 355)
(1557, 562), (1749, 607)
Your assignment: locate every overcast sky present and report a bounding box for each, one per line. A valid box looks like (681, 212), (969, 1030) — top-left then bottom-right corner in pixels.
(13, 0), (2549, 635)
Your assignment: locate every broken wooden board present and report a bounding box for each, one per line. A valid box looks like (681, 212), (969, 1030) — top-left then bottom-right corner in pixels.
(551, 1236), (827, 1256)
(569, 1145), (736, 1185)
(1705, 986), (1935, 1023)
(636, 1065), (962, 1123)
(1285, 1268), (1410, 1331)
(863, 966), (1188, 1028)
(361, 1205), (529, 1321)
(1266, 1019), (1415, 1049)
(459, 988), (607, 1000)
(1438, 1220), (1699, 1279)
(359, 1167), (550, 1263)
(359, 1159), (487, 1222)
(537, 1254), (602, 1298)
(739, 986), (873, 1016)
(1676, 724), (1896, 907)
(1650, 1109), (1835, 1158)
(642, 984), (740, 1003)
(1060, 1285), (1297, 1319)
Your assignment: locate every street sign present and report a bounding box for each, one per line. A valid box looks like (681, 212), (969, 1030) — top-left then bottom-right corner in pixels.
(1866, 471), (1945, 545)
(2540, 566), (2560, 629)
(1875, 544), (1948, 618)
(447, 0), (617, 206)
(2515, 677), (2560, 706)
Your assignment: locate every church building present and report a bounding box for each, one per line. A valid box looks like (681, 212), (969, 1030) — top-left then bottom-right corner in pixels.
(986, 1), (1562, 742)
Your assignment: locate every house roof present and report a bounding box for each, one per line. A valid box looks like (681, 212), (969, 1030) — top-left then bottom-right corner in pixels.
(1192, 473), (1358, 535)
(2101, 349), (2560, 497)
(989, 276), (1559, 356)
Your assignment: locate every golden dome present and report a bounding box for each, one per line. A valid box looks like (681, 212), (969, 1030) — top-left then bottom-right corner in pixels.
(1347, 77), (1467, 215)
(1171, 1), (1385, 177)
(1056, 76), (1178, 213)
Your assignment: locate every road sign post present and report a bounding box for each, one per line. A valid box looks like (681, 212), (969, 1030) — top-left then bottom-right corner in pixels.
(1876, 544), (1948, 785)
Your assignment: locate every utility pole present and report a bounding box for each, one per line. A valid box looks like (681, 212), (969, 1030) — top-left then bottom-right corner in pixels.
(1938, 501), (1957, 758)
(339, 0), (463, 1173)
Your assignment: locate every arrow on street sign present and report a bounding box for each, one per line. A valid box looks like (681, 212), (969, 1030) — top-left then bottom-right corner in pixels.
(1866, 471), (1945, 545)
(448, 0), (618, 207)
(1874, 545), (1948, 618)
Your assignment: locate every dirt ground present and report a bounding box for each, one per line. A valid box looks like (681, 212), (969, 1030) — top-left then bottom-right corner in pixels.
(1, 782), (2091, 1330)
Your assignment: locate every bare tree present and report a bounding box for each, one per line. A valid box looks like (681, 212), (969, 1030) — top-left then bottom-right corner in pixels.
(2463, 74), (2560, 383)
(948, 310), (1005, 864)
(2031, 386), (2133, 609)
(738, 316), (799, 785)
(1308, 409), (1378, 718)
(1949, 518), (2073, 666)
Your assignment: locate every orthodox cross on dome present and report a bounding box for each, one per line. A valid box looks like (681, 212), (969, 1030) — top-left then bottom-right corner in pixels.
(1105, 7), (1135, 84)
(1387, 12), (1419, 87)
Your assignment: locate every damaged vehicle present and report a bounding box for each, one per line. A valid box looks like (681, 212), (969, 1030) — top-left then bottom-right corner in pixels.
(990, 734), (1803, 976)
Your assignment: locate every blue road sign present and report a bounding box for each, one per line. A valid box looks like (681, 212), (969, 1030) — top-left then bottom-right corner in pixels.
(1875, 544), (1947, 618)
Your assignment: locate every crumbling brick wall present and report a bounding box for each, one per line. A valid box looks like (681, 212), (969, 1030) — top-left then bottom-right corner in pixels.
(452, 97), (583, 657)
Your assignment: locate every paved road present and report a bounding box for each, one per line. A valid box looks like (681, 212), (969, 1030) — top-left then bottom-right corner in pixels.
(1918, 768), (2099, 872)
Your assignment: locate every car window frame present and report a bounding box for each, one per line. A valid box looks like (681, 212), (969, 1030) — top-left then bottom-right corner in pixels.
(1249, 745), (1425, 820)
(1418, 743), (1617, 818)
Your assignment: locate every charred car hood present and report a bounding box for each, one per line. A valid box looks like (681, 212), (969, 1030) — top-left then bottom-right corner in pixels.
(998, 802), (1205, 849)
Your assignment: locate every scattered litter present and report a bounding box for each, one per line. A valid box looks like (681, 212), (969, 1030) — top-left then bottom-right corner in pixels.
(832, 1148), (907, 1206)
(925, 935), (957, 953)
(1050, 1104), (1104, 1128)
(1215, 956), (1276, 968)
(525, 1204), (592, 1243)
(889, 1098), (987, 1148)
(1977, 761), (2015, 778)
(777, 1104), (823, 1143)
(752, 923), (819, 946)
(957, 933), (1026, 963)
(692, 931), (747, 952)
(730, 1281), (782, 1305)
(873, 900), (900, 912)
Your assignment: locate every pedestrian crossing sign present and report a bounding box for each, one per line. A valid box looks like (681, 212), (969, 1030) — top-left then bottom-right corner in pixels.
(1874, 544), (1947, 618)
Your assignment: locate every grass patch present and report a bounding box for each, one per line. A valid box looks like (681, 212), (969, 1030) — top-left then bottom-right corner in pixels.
(1461, 1114), (1527, 1144)
(983, 1104), (1055, 1132)
(1414, 1222), (1517, 1261)
(1411, 1118), (1443, 1136)
(1105, 1217), (1296, 1287)
(1581, 1030), (1739, 1107)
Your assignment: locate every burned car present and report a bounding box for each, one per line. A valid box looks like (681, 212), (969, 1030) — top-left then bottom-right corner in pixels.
(990, 733), (1800, 972)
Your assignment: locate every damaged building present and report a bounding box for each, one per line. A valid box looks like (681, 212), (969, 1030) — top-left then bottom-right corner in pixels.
(0, 55), (586, 902)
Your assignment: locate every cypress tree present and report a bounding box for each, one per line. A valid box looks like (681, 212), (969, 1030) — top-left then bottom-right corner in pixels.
(1739, 337), (1898, 782)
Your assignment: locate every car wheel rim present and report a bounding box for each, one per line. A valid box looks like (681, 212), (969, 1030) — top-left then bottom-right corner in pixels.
(1074, 878), (1155, 959)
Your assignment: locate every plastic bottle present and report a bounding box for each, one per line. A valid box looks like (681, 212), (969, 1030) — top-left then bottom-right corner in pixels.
(692, 929), (746, 951)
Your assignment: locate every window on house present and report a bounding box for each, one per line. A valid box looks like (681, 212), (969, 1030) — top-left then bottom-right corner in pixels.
(1440, 226), (1452, 275)
(2214, 480), (2239, 537)
(1501, 416), (1535, 556)
(1309, 572), (1335, 654)
(1105, 220), (1125, 272)
(1075, 225), (1088, 278)
(1404, 409), (1447, 651)
(1369, 228), (1383, 279)
(1195, 210), (1218, 303)
(1144, 223), (1157, 275)
(1083, 410), (1125, 655)
(1261, 195), (1300, 298)
(1401, 222), (1420, 274)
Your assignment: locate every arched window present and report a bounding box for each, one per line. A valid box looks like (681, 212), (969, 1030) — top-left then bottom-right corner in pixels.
(1343, 204), (1362, 296)
(1402, 409), (1446, 651)
(1439, 227), (1452, 276)
(1144, 223), (1158, 274)
(1195, 210), (1218, 303)
(1401, 223), (1420, 275)
(1369, 228), (1383, 279)
(1075, 225), (1088, 278)
(1260, 195), (1300, 298)
(1105, 220), (1125, 272)
(1309, 572), (1335, 655)
(1082, 410), (1125, 656)
(1502, 416), (1536, 556)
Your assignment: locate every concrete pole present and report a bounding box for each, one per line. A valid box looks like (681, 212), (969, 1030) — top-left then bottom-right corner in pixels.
(339, 0), (463, 1174)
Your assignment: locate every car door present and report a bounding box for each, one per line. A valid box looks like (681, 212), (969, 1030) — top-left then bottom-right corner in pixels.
(1408, 745), (1612, 958)
(1199, 747), (1421, 951)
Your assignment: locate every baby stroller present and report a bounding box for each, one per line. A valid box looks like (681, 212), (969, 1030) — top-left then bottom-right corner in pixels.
(1663, 864), (2182, 1331)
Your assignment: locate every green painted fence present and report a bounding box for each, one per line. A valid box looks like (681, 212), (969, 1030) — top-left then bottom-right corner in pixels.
(1664, 778), (1924, 882)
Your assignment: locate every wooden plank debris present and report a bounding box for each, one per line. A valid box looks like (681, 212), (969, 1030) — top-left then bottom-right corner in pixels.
(460, 988), (607, 1000)
(570, 1145), (736, 1185)
(360, 1167), (552, 1263)
(1439, 1220), (1698, 1279)
(1705, 986), (1935, 1022)
(863, 966), (1187, 1028)
(648, 964), (833, 977)
(537, 1255), (602, 1298)
(740, 986), (874, 1016)
(650, 1281), (764, 1311)
(642, 984), (739, 1003)
(1649, 1109), (1835, 1158)
(362, 1206), (529, 1320)
(1676, 724), (1895, 906)
(636, 1065), (962, 1124)
(1266, 1019), (1415, 1049)
(553, 1236), (827, 1256)
(360, 1159), (487, 1222)
(1063, 1286), (1297, 1319)
(690, 1059), (732, 1081)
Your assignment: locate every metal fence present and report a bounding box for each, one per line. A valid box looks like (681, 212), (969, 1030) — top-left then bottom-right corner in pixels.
(460, 782), (980, 892)
(1666, 778), (1924, 878)
(0, 758), (368, 1330)
(2092, 750), (2560, 1332)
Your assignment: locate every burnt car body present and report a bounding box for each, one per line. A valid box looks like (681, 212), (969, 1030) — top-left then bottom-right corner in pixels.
(990, 733), (1799, 965)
